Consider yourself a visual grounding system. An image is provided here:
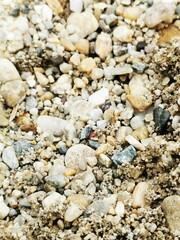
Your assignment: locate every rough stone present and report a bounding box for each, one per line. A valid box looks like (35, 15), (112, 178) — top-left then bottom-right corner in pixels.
(64, 203), (84, 222)
(153, 106), (170, 134)
(88, 88), (109, 106)
(111, 145), (136, 165)
(2, 146), (19, 169)
(113, 25), (133, 42)
(0, 196), (9, 219)
(95, 32), (112, 59)
(42, 192), (66, 211)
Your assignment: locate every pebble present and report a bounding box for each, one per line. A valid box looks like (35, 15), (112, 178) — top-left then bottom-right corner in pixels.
(2, 146), (19, 169)
(161, 195), (180, 234)
(70, 0), (83, 13)
(113, 64), (133, 75)
(99, 153), (112, 167)
(13, 139), (32, 155)
(67, 194), (89, 207)
(158, 25), (180, 47)
(132, 182), (149, 208)
(144, 2), (176, 28)
(1, 80), (27, 107)
(123, 6), (142, 21)
(45, 174), (69, 188)
(60, 37), (76, 51)
(67, 12), (99, 38)
(90, 68), (104, 80)
(15, 16), (29, 33)
(0, 58), (21, 84)
(70, 53), (80, 66)
(130, 116), (144, 130)
(7, 41), (24, 53)
(65, 144), (95, 172)
(80, 126), (91, 140)
(132, 126), (149, 140)
(36, 116), (76, 140)
(113, 45), (128, 56)
(126, 95), (152, 112)
(79, 57), (96, 74)
(35, 71), (49, 86)
(88, 140), (100, 150)
(95, 32), (112, 59)
(136, 41), (146, 51)
(113, 26), (134, 42)
(132, 62), (147, 74)
(125, 135), (146, 151)
(120, 107), (134, 120)
(116, 126), (132, 144)
(45, 0), (63, 14)
(153, 106), (170, 134)
(42, 192), (66, 211)
(69, 100), (94, 121)
(75, 39), (89, 54)
(128, 74), (149, 97)
(111, 145), (136, 165)
(115, 201), (125, 217)
(26, 95), (37, 111)
(64, 203), (84, 222)
(89, 88), (109, 106)
(0, 196), (9, 219)
(51, 74), (72, 94)
(0, 109), (8, 127)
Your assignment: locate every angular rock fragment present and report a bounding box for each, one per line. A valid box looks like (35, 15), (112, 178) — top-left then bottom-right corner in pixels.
(153, 106), (170, 134)
(111, 145), (136, 165)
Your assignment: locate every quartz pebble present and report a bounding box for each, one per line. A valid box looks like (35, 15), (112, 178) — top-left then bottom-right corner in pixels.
(112, 145), (136, 165)
(144, 2), (176, 28)
(2, 146), (19, 169)
(79, 57), (96, 74)
(123, 6), (142, 21)
(89, 88), (109, 106)
(35, 71), (49, 86)
(95, 32), (112, 59)
(132, 182), (149, 208)
(65, 144), (95, 172)
(0, 196), (9, 219)
(67, 194), (89, 207)
(90, 68), (104, 80)
(64, 203), (84, 222)
(75, 39), (89, 54)
(51, 74), (72, 94)
(161, 195), (180, 234)
(125, 135), (145, 151)
(69, 100), (94, 121)
(42, 192), (66, 211)
(130, 116), (144, 130)
(70, 0), (83, 13)
(153, 107), (170, 134)
(113, 26), (133, 42)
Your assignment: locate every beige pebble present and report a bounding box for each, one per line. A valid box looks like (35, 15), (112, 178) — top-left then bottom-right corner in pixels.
(90, 68), (104, 80)
(40, 92), (54, 101)
(132, 126), (149, 140)
(64, 203), (84, 222)
(63, 168), (76, 176)
(70, 53), (80, 66)
(116, 5), (124, 16)
(99, 153), (112, 167)
(86, 156), (97, 167)
(116, 126), (132, 144)
(74, 78), (86, 88)
(60, 37), (76, 51)
(46, 0), (64, 14)
(0, 109), (8, 127)
(123, 7), (142, 21)
(103, 108), (114, 122)
(125, 135), (146, 151)
(78, 57), (96, 74)
(132, 182), (149, 208)
(75, 39), (89, 54)
(95, 32), (112, 59)
(35, 71), (49, 86)
(96, 144), (109, 156)
(126, 95), (152, 112)
(107, 136), (117, 147)
(7, 41), (24, 53)
(158, 25), (180, 47)
(67, 194), (89, 207)
(113, 26), (133, 42)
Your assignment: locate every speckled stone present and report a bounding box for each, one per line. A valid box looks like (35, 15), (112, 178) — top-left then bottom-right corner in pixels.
(13, 139), (32, 155)
(80, 126), (92, 140)
(111, 145), (136, 165)
(132, 62), (148, 74)
(153, 106), (170, 134)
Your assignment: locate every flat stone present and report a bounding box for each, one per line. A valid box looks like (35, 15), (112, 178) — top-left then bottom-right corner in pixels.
(42, 192), (66, 211)
(161, 195), (180, 234)
(95, 32), (112, 59)
(0, 58), (21, 84)
(113, 64), (133, 75)
(89, 88), (109, 106)
(13, 139), (32, 155)
(153, 106), (170, 134)
(125, 135), (146, 151)
(0, 196), (9, 219)
(65, 144), (95, 172)
(7, 41), (24, 53)
(64, 203), (84, 222)
(132, 62), (148, 73)
(113, 25), (133, 42)
(111, 145), (136, 165)
(2, 146), (19, 169)
(75, 39), (89, 54)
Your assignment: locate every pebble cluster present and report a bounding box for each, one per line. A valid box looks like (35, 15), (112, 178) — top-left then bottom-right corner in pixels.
(0, 0), (179, 239)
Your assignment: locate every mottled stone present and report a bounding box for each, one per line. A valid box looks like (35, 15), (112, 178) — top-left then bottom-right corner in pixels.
(95, 32), (112, 59)
(132, 62), (148, 74)
(0, 196), (9, 219)
(153, 106), (170, 134)
(111, 145), (136, 165)
(80, 126), (92, 140)
(13, 139), (32, 155)
(2, 146), (19, 169)
(113, 26), (133, 42)
(64, 203), (84, 222)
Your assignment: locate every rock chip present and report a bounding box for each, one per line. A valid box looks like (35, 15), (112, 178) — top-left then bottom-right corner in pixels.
(153, 106), (170, 134)
(78, 57), (96, 74)
(0, 196), (9, 219)
(113, 64), (133, 75)
(1, 80), (27, 107)
(125, 135), (145, 151)
(126, 95), (152, 112)
(0, 58), (21, 84)
(75, 39), (89, 54)
(132, 182), (149, 208)
(13, 139), (32, 155)
(70, 0), (83, 13)
(0, 108), (8, 127)
(95, 33), (112, 59)
(132, 62), (147, 74)
(88, 88), (109, 106)
(51, 74), (72, 94)
(46, 0), (63, 14)
(123, 6), (142, 21)
(42, 192), (66, 211)
(161, 195), (180, 234)
(64, 203), (84, 222)
(69, 100), (94, 121)
(35, 71), (49, 86)
(45, 174), (69, 188)
(67, 194), (89, 207)
(2, 146), (19, 169)
(65, 144), (95, 172)
(113, 25), (133, 42)
(158, 25), (180, 47)
(67, 11), (99, 38)
(112, 145), (136, 165)
(144, 2), (176, 28)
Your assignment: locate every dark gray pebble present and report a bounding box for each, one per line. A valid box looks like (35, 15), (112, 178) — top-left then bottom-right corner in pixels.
(88, 140), (100, 150)
(153, 106), (170, 134)
(111, 145), (136, 165)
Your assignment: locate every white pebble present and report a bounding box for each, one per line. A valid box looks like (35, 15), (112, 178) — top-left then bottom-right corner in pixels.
(0, 196), (9, 219)
(125, 135), (146, 151)
(130, 116), (144, 130)
(2, 146), (19, 169)
(64, 203), (84, 222)
(90, 68), (104, 80)
(113, 26), (133, 42)
(42, 192), (66, 211)
(89, 88), (109, 106)
(70, 0), (83, 13)
(115, 201), (125, 217)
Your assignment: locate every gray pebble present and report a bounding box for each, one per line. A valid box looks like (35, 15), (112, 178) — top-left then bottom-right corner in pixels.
(13, 139), (32, 155)
(88, 140), (100, 150)
(111, 145), (136, 165)
(113, 45), (128, 56)
(80, 126), (92, 140)
(153, 106), (170, 134)
(175, 4), (180, 16)
(25, 95), (37, 111)
(45, 175), (69, 188)
(2, 146), (19, 169)
(132, 62), (148, 74)
(58, 145), (68, 155)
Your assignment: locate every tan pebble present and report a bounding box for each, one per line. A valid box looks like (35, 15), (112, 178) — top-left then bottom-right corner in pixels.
(46, 0), (63, 14)
(103, 108), (114, 122)
(67, 194), (89, 207)
(57, 219), (64, 230)
(126, 95), (152, 112)
(116, 5), (124, 16)
(86, 156), (97, 167)
(40, 149), (52, 159)
(60, 38), (76, 51)
(108, 206), (116, 215)
(70, 53), (80, 66)
(40, 92), (54, 101)
(113, 26), (133, 43)
(78, 57), (96, 74)
(132, 126), (149, 140)
(34, 67), (44, 73)
(75, 39), (89, 54)
(158, 25), (180, 47)
(64, 168), (76, 176)
(99, 153), (112, 167)
(95, 32), (112, 59)
(35, 71), (49, 86)
(74, 78), (86, 89)
(96, 144), (109, 156)
(132, 182), (149, 208)
(107, 136), (116, 147)
(123, 7), (142, 21)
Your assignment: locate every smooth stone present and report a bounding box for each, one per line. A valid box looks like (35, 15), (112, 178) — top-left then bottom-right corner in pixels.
(67, 12), (99, 38)
(95, 32), (112, 59)
(45, 174), (69, 188)
(88, 140), (100, 150)
(115, 201), (125, 217)
(35, 71), (49, 86)
(129, 74), (149, 96)
(15, 16), (29, 33)
(69, 100), (94, 121)
(45, 0), (63, 14)
(123, 6), (142, 21)
(79, 57), (96, 74)
(116, 126), (133, 144)
(126, 95), (152, 112)
(113, 26), (133, 42)
(1, 80), (27, 107)
(75, 39), (89, 54)
(58, 144), (68, 155)
(26, 95), (37, 111)
(113, 45), (128, 56)
(70, 0), (83, 13)
(36, 116), (76, 140)
(132, 182), (149, 208)
(2, 146), (19, 169)
(113, 64), (133, 75)
(34, 4), (53, 22)
(120, 107), (134, 120)
(0, 109), (8, 127)
(42, 192), (66, 211)
(144, 2), (175, 28)
(157, 25), (180, 47)
(89, 108), (103, 121)
(7, 41), (24, 53)
(99, 154), (112, 167)
(161, 195), (180, 234)
(111, 145), (136, 165)
(125, 135), (146, 151)
(130, 116), (144, 130)
(132, 62), (148, 74)
(67, 194), (89, 207)
(90, 68), (104, 80)
(65, 144), (95, 172)
(132, 126), (149, 140)
(89, 88), (109, 106)
(80, 126), (92, 140)
(0, 196), (10, 219)
(136, 41), (146, 51)
(64, 203), (84, 222)
(51, 74), (72, 94)
(13, 139), (32, 155)
(175, 4), (180, 16)
(0, 58), (21, 84)
(153, 107), (170, 134)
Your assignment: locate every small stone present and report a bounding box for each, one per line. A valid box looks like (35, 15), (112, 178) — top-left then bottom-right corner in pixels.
(51, 74), (72, 94)
(161, 195), (180, 234)
(132, 182), (149, 208)
(132, 62), (147, 74)
(67, 194), (88, 207)
(15, 16), (29, 33)
(130, 116), (144, 130)
(64, 168), (76, 176)
(60, 37), (76, 51)
(123, 6), (142, 21)
(26, 95), (38, 111)
(113, 45), (128, 56)
(144, 2), (176, 28)
(120, 107), (134, 120)
(0, 58), (21, 84)
(96, 144), (109, 156)
(116, 126), (132, 144)
(89, 88), (109, 106)
(79, 57), (96, 74)
(113, 64), (133, 75)
(74, 78), (86, 88)
(136, 41), (146, 51)
(10, 8), (20, 17)
(59, 144), (68, 155)
(115, 201), (125, 217)
(153, 106), (170, 134)
(0, 109), (8, 127)
(42, 192), (66, 211)
(90, 68), (104, 80)
(70, 53), (80, 66)
(132, 126), (149, 140)
(60, 63), (72, 74)
(126, 95), (152, 112)
(75, 39), (89, 54)
(67, 12), (99, 38)
(95, 33), (112, 59)
(1, 80), (27, 107)
(65, 144), (95, 172)
(175, 4), (180, 16)
(86, 156), (97, 167)
(7, 41), (24, 53)
(113, 26), (133, 42)
(70, 0), (83, 13)
(69, 100), (94, 121)
(0, 196), (9, 219)
(45, 174), (69, 188)
(158, 25), (180, 47)
(111, 145), (136, 165)
(64, 203), (84, 222)
(2, 146), (19, 169)
(99, 154), (112, 167)
(46, 0), (63, 14)
(51, 55), (64, 66)
(80, 126), (92, 140)
(88, 140), (100, 150)
(125, 135), (145, 151)
(116, 5), (123, 16)
(13, 140), (32, 155)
